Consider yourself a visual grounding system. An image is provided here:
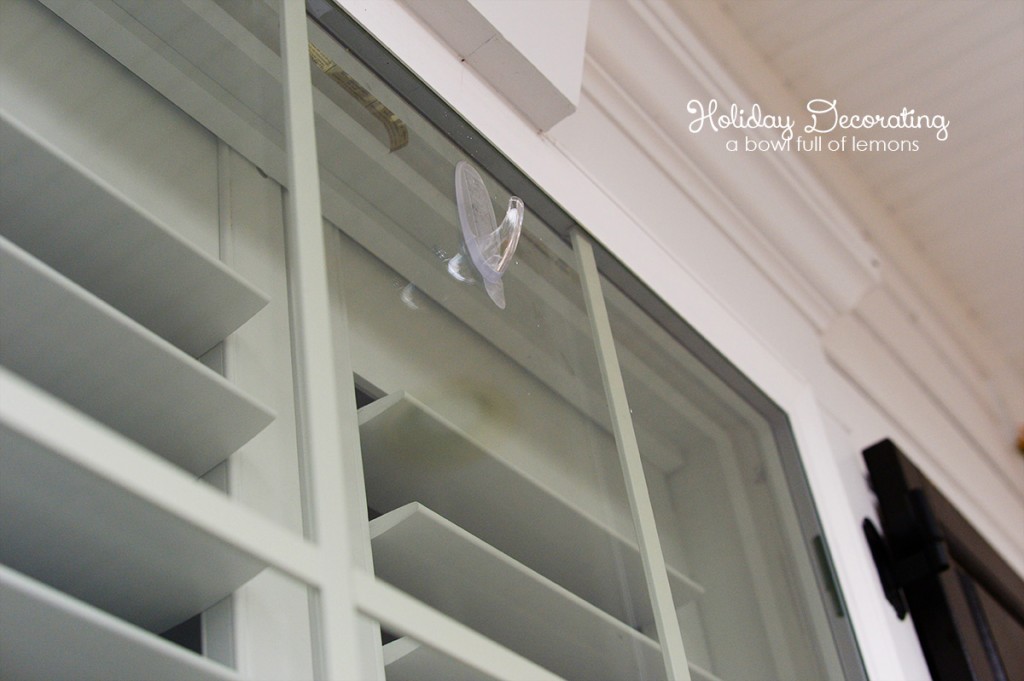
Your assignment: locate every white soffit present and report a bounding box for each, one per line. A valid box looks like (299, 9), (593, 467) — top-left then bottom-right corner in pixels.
(401, 0), (590, 130)
(712, 0), (1024, 384)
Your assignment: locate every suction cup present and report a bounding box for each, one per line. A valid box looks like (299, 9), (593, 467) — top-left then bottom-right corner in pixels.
(452, 161), (523, 309)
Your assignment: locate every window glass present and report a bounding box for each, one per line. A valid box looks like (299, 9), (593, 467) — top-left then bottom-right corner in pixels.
(599, 263), (857, 680)
(307, 5), (865, 679)
(305, 12), (668, 681)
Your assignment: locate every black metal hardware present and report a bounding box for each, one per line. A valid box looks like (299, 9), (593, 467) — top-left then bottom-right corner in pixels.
(863, 438), (1024, 681)
(862, 516), (908, 618)
(863, 440), (950, 620)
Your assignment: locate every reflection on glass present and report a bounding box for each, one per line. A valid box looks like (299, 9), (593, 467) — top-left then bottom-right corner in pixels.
(601, 276), (847, 680)
(308, 17), (667, 680)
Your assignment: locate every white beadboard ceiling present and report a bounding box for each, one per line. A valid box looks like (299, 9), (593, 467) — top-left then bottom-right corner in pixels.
(711, 0), (1024, 382)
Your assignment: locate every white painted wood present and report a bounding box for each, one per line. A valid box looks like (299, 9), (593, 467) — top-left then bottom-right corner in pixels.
(468, 0), (589, 104)
(0, 564), (241, 681)
(854, 287), (1022, 495)
(396, 0), (588, 129)
(370, 503), (722, 681)
(383, 637), (505, 681)
(216, 144), (318, 680)
(823, 313), (1024, 572)
(692, 0), (1024, 561)
(32, 0), (288, 191)
(809, 400), (931, 681)
(355, 572), (566, 681)
(0, 374), (268, 633)
(0, 366), (322, 586)
(0, 236), (274, 477)
(1, 0), (222, 258)
(715, 0), (1024, 379)
(384, 636), (721, 681)
(674, 0), (1024, 476)
(277, 1), (375, 678)
(576, 0), (882, 330)
(358, 392), (703, 629)
(0, 111), (268, 358)
(572, 229), (692, 681)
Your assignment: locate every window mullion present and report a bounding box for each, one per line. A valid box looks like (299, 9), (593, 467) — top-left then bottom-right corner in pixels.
(277, 2), (371, 679)
(571, 227), (693, 681)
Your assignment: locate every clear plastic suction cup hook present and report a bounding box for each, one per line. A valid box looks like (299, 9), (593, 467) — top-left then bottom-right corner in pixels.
(449, 161), (524, 309)
(446, 248), (476, 283)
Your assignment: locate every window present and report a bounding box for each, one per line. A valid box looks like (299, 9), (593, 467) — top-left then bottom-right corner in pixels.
(0, 1), (864, 679)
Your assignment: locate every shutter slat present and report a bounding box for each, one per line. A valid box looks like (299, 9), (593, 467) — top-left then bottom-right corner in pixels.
(0, 236), (274, 476)
(358, 392), (704, 630)
(0, 565), (243, 681)
(0, 112), (268, 358)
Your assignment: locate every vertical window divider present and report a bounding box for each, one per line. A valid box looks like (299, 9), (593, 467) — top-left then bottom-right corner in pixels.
(278, 2), (373, 679)
(571, 227), (693, 681)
